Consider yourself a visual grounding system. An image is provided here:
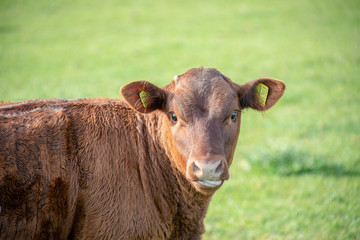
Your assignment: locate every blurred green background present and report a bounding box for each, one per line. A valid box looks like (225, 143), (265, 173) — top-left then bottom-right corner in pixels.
(1, 0), (359, 239)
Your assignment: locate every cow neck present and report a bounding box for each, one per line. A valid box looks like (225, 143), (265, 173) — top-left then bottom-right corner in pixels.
(138, 112), (213, 218)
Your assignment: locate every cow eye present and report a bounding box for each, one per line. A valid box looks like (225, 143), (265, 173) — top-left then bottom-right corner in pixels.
(171, 112), (178, 122)
(230, 111), (237, 122)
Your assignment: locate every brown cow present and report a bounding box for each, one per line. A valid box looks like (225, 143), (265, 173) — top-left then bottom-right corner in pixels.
(0, 67), (285, 239)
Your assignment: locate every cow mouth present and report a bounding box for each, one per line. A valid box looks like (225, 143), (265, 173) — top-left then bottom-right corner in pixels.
(196, 180), (223, 188)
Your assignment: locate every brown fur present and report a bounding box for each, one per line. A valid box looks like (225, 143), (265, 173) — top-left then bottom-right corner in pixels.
(0, 68), (285, 239)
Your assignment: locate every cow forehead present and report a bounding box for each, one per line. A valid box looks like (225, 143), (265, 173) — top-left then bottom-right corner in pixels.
(171, 68), (237, 117)
(175, 68), (225, 87)
(174, 68), (234, 94)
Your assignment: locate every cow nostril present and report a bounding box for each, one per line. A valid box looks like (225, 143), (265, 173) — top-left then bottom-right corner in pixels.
(215, 161), (224, 174)
(192, 161), (201, 173)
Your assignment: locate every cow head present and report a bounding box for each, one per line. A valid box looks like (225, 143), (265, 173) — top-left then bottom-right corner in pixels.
(121, 68), (285, 194)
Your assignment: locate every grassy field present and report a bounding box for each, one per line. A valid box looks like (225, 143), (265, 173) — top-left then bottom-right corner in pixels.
(1, 0), (359, 239)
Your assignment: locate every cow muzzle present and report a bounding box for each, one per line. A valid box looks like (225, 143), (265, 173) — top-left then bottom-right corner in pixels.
(186, 157), (229, 189)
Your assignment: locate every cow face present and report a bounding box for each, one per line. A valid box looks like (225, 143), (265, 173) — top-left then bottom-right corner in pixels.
(121, 68), (285, 194)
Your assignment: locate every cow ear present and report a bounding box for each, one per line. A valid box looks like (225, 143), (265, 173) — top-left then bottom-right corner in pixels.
(238, 78), (285, 111)
(120, 81), (167, 113)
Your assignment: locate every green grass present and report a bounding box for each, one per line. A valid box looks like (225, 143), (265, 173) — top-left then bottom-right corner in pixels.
(1, 0), (359, 239)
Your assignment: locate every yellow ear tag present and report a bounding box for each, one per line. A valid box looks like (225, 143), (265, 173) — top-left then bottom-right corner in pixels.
(256, 83), (269, 107)
(139, 90), (148, 108)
